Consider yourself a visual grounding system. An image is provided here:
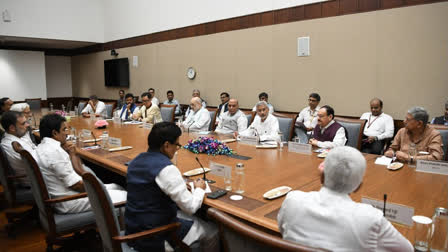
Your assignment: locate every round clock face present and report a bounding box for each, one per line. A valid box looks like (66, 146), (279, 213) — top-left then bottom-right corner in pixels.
(187, 67), (196, 79)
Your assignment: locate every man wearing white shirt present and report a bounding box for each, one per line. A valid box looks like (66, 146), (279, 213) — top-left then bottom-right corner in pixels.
(125, 122), (217, 251)
(185, 89), (207, 117)
(1, 111), (37, 187)
(81, 95), (106, 117)
(252, 92), (274, 114)
(239, 101), (279, 142)
(163, 90), (182, 116)
(309, 105), (347, 149)
(294, 93), (321, 143)
(360, 98), (394, 154)
(215, 99), (247, 135)
(148, 88), (159, 106)
(36, 114), (126, 214)
(278, 146), (413, 251)
(182, 97), (211, 132)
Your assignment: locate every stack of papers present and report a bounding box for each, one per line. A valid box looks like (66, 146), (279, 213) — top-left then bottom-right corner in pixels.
(375, 156), (393, 166)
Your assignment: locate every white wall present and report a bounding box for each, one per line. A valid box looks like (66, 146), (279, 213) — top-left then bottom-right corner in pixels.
(0, 0), (104, 42)
(0, 50), (47, 101)
(45, 56), (72, 98)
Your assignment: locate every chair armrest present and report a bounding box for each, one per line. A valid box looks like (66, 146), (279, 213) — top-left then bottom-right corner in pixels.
(45, 192), (88, 204)
(7, 174), (27, 180)
(113, 201), (126, 208)
(112, 222), (180, 243)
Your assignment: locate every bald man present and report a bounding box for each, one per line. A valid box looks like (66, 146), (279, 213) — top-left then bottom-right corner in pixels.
(360, 98), (394, 154)
(215, 99), (247, 134)
(182, 97), (211, 131)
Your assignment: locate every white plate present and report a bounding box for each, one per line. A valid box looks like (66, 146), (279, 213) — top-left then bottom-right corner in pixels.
(256, 144), (277, 149)
(263, 186), (292, 199)
(124, 121), (143, 125)
(221, 139), (237, 143)
(387, 162), (403, 170)
(317, 152), (328, 158)
(183, 167), (211, 177)
(108, 146), (132, 152)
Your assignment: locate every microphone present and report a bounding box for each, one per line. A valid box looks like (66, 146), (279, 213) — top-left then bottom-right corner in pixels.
(195, 157), (215, 184)
(91, 132), (98, 146)
(383, 194), (387, 217)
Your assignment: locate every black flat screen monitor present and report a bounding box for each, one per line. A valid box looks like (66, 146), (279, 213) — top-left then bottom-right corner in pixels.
(104, 58), (130, 87)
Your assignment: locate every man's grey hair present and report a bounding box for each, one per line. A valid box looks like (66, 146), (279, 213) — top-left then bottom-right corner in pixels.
(408, 106), (429, 126)
(10, 103), (30, 112)
(192, 89), (200, 94)
(323, 146), (366, 194)
(445, 100), (448, 109)
(255, 101), (269, 110)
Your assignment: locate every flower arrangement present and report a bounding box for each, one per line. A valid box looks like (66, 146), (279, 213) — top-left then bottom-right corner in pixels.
(94, 120), (109, 129)
(183, 136), (234, 156)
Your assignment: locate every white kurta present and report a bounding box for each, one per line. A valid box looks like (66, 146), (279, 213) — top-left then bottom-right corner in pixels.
(1, 132), (38, 186)
(215, 110), (248, 134)
(81, 101), (106, 115)
(36, 137), (126, 213)
(278, 187), (413, 251)
(360, 112), (394, 140)
(240, 113), (279, 142)
(182, 107), (211, 132)
(155, 165), (216, 245)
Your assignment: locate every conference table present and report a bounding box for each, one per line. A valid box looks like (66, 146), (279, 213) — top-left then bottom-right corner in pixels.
(66, 116), (447, 241)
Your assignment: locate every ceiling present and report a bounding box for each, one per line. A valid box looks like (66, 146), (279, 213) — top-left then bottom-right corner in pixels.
(0, 36), (97, 50)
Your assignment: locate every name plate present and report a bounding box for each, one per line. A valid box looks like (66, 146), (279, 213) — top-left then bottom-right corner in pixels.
(361, 197), (414, 226)
(82, 129), (91, 137)
(108, 137), (122, 148)
(209, 161), (231, 178)
(239, 135), (258, 146)
(416, 160), (448, 175)
(288, 141), (312, 155)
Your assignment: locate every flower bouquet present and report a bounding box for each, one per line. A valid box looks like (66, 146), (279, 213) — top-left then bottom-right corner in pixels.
(183, 136), (234, 156)
(94, 120), (109, 129)
(53, 110), (68, 116)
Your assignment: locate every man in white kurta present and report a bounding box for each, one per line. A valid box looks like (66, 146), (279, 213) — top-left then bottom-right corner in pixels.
(360, 98), (394, 154)
(239, 101), (279, 142)
(1, 111), (37, 186)
(36, 114), (126, 214)
(278, 146), (413, 251)
(81, 95), (106, 117)
(182, 97), (211, 132)
(215, 99), (247, 134)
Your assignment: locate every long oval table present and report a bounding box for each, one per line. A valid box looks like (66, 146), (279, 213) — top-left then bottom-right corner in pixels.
(68, 117), (447, 240)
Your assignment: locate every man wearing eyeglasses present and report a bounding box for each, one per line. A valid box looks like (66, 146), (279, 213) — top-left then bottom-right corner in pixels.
(385, 106), (443, 163)
(133, 92), (163, 124)
(294, 93), (321, 143)
(309, 105), (347, 149)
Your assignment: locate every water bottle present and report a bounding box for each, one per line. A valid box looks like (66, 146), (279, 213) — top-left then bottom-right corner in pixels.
(71, 127), (77, 145)
(77, 132), (84, 148)
(61, 104), (66, 112)
(409, 143), (417, 165)
(74, 106), (78, 116)
(49, 103), (54, 111)
(235, 163), (245, 194)
(430, 207), (448, 252)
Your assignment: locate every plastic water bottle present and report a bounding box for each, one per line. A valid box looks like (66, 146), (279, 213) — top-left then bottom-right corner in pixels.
(100, 131), (109, 149)
(49, 103), (54, 111)
(74, 106), (78, 116)
(61, 104), (66, 112)
(235, 163), (245, 194)
(430, 207), (448, 252)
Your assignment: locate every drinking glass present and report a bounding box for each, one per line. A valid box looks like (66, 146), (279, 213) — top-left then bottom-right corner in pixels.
(412, 215), (433, 251)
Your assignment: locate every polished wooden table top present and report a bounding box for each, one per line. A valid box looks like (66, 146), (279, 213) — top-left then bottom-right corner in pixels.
(68, 117), (447, 240)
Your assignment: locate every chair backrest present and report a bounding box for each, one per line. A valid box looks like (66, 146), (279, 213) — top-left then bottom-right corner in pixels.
(334, 117), (366, 150)
(78, 101), (87, 115)
(0, 146), (16, 205)
(208, 109), (217, 131)
(82, 172), (121, 252)
(25, 98), (42, 110)
(244, 111), (255, 127)
(160, 104), (176, 122)
(207, 208), (327, 252)
(430, 124), (448, 161)
(12, 141), (55, 234)
(105, 103), (114, 119)
(273, 113), (296, 142)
